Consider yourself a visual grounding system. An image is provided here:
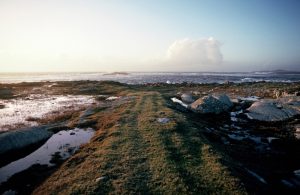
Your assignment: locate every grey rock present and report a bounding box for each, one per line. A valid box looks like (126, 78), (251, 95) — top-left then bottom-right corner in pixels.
(157, 118), (170, 124)
(181, 93), (195, 104)
(215, 94), (233, 109)
(246, 100), (300, 122)
(190, 94), (233, 114)
(2, 189), (16, 195)
(0, 126), (53, 155)
(96, 176), (107, 182)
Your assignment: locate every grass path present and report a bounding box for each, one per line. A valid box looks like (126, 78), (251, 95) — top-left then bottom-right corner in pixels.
(34, 91), (246, 194)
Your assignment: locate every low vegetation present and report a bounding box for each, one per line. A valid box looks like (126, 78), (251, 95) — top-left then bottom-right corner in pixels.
(34, 89), (245, 194)
(1, 81), (299, 194)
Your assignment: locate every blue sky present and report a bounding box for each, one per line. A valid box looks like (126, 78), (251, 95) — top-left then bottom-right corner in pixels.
(0, 0), (299, 72)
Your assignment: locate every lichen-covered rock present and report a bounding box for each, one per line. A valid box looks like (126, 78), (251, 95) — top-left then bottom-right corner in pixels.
(181, 93), (195, 104)
(215, 94), (233, 109)
(190, 94), (233, 114)
(246, 100), (300, 122)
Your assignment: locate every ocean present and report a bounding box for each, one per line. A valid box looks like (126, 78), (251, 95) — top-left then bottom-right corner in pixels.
(0, 71), (299, 84)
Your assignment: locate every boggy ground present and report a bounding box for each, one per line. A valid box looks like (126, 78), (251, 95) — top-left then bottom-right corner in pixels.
(1, 81), (300, 194)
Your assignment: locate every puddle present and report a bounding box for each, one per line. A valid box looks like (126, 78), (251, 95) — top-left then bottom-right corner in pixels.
(0, 95), (95, 131)
(0, 128), (94, 184)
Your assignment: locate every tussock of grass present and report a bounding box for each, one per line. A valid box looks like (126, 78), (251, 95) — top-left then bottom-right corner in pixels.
(34, 90), (246, 194)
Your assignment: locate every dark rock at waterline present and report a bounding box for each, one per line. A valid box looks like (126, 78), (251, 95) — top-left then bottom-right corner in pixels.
(0, 126), (53, 156)
(46, 125), (72, 133)
(246, 101), (300, 122)
(0, 88), (13, 99)
(190, 94), (233, 114)
(0, 104), (4, 109)
(75, 108), (98, 128)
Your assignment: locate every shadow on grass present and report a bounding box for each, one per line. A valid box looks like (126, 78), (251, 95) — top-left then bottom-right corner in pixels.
(160, 121), (203, 193)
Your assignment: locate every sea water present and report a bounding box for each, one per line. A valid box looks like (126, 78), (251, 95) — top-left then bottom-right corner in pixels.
(0, 71), (299, 84)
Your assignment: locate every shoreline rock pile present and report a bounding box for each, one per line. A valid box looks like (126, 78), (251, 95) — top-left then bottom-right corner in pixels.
(172, 92), (300, 122)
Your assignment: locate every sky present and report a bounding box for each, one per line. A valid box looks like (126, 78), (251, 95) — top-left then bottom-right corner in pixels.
(0, 0), (299, 72)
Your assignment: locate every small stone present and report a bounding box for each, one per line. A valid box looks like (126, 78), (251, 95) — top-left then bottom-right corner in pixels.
(70, 132), (75, 135)
(96, 176), (107, 182)
(266, 137), (279, 144)
(106, 96), (120, 101)
(157, 118), (170, 124)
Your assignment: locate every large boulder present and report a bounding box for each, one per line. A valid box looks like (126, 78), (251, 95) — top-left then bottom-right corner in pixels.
(245, 100), (300, 122)
(190, 94), (233, 114)
(181, 93), (195, 104)
(215, 94), (234, 109)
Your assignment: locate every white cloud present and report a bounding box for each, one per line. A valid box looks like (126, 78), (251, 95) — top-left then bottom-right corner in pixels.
(166, 37), (223, 69)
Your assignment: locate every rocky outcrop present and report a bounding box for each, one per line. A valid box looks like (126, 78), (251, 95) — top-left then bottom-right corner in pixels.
(0, 126), (53, 155)
(190, 94), (233, 114)
(246, 100), (300, 122)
